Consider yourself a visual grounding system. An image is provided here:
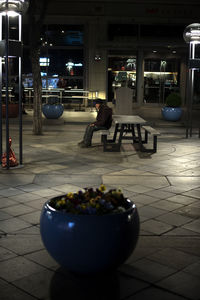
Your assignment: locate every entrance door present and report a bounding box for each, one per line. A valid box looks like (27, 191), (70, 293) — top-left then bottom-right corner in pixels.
(107, 56), (137, 103)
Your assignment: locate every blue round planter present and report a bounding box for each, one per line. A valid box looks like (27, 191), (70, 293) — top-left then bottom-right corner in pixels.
(161, 107), (182, 121)
(40, 197), (140, 274)
(42, 104), (64, 119)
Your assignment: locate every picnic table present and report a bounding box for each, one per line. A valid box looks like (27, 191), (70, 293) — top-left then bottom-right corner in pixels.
(100, 114), (160, 153)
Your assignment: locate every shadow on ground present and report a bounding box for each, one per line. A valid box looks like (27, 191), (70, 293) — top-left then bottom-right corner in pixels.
(50, 267), (120, 300)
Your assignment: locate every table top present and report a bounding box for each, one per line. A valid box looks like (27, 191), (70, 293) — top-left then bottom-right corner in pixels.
(113, 115), (146, 125)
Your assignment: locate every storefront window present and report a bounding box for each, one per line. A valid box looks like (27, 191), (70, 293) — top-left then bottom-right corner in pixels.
(22, 25), (84, 90)
(43, 25), (83, 46)
(144, 59), (180, 103)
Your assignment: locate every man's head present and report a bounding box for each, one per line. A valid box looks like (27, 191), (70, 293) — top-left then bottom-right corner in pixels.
(95, 98), (104, 109)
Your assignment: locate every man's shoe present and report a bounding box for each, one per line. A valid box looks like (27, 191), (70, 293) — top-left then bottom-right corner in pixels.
(79, 143), (91, 148)
(78, 141), (84, 146)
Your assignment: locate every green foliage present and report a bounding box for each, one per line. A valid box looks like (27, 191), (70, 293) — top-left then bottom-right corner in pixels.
(165, 92), (182, 107)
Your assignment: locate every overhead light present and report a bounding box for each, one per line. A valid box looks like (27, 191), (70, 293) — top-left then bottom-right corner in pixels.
(0, 0), (29, 15)
(152, 50), (157, 53)
(172, 50), (177, 54)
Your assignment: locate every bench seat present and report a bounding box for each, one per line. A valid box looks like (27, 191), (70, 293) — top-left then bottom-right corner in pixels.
(98, 130), (120, 152)
(142, 125), (160, 153)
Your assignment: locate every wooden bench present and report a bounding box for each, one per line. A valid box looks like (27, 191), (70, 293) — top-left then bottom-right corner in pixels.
(141, 125), (160, 153)
(98, 130), (120, 152)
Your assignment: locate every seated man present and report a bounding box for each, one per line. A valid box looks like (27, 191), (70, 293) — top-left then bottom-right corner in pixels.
(78, 99), (112, 148)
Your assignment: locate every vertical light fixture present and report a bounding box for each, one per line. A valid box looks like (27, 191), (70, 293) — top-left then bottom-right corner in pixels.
(0, 0), (29, 169)
(183, 23), (200, 138)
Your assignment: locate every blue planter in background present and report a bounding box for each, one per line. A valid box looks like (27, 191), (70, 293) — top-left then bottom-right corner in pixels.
(40, 197), (140, 274)
(161, 107), (182, 121)
(42, 104), (64, 119)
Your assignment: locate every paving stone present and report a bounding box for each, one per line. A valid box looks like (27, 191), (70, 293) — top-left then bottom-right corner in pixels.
(156, 212), (192, 226)
(126, 286), (186, 300)
(147, 248), (199, 270)
(167, 194), (197, 205)
(175, 205), (200, 219)
(138, 206), (167, 219)
(0, 217), (31, 233)
(182, 260), (200, 278)
(0, 188), (26, 197)
(0, 279), (36, 300)
(119, 273), (149, 299)
(133, 194), (158, 205)
(1, 204), (36, 217)
(0, 197), (18, 208)
(183, 189), (200, 199)
(141, 219), (173, 235)
(158, 271), (200, 300)
(163, 227), (199, 236)
(0, 256), (46, 282)
(120, 259), (176, 283)
(24, 249), (59, 269)
(0, 234), (44, 255)
(0, 246), (17, 261)
(12, 269), (54, 299)
(0, 211), (13, 221)
(182, 219), (200, 234)
(150, 199), (184, 211)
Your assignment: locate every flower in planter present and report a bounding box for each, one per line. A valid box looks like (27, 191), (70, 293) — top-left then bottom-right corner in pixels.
(49, 185), (129, 215)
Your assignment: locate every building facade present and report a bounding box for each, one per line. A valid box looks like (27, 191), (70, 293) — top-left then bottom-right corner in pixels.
(22, 0), (200, 112)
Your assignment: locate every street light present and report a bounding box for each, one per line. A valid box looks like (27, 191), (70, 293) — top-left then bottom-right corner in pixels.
(0, 0), (29, 169)
(0, 0), (29, 14)
(183, 23), (200, 138)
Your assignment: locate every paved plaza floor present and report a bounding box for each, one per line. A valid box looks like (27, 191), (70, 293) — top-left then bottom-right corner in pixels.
(0, 110), (200, 300)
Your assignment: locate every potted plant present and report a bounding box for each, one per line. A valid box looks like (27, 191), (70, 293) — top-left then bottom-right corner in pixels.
(161, 92), (182, 121)
(42, 96), (64, 119)
(40, 185), (140, 274)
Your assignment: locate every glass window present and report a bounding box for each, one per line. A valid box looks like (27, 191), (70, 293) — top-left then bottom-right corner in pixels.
(40, 49), (84, 77)
(144, 59), (180, 104)
(43, 25), (84, 46)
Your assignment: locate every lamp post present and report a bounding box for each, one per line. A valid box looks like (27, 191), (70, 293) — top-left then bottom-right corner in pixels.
(0, 0), (29, 169)
(183, 23), (200, 138)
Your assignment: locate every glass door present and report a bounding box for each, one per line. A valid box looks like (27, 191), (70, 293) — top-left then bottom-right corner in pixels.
(108, 56), (137, 103)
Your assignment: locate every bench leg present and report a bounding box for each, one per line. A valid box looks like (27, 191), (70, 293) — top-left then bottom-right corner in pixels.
(144, 130), (148, 143)
(101, 135), (120, 152)
(153, 136), (157, 153)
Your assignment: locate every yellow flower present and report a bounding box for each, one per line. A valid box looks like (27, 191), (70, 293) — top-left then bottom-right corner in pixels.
(67, 192), (74, 198)
(81, 204), (86, 210)
(99, 184), (106, 192)
(55, 199), (65, 207)
(89, 198), (95, 205)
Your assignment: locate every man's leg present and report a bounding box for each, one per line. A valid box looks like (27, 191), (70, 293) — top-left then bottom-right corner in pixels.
(79, 125), (107, 147)
(83, 125), (94, 146)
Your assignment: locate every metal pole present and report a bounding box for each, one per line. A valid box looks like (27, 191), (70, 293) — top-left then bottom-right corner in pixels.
(5, 1), (10, 169)
(19, 14), (22, 164)
(0, 14), (2, 164)
(186, 42), (194, 138)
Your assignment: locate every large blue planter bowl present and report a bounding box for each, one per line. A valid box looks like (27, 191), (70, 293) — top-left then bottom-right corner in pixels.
(161, 106), (182, 121)
(42, 104), (64, 119)
(40, 197), (140, 274)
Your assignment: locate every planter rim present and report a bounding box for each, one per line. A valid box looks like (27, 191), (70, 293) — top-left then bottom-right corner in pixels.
(44, 196), (136, 218)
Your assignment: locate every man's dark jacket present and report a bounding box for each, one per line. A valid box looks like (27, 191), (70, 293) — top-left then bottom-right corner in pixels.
(94, 104), (112, 129)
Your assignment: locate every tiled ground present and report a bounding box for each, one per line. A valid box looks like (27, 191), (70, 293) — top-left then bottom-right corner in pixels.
(0, 110), (200, 300)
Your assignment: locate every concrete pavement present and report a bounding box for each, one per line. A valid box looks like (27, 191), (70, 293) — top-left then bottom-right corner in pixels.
(0, 109), (200, 300)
